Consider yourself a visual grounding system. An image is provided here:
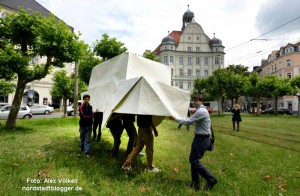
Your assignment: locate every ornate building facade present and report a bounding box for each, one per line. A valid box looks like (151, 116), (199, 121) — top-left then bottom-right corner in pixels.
(154, 6), (225, 92)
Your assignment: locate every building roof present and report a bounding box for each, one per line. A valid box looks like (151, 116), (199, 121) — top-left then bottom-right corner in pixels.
(169, 31), (182, 46)
(0, 0), (74, 31)
(0, 0), (52, 17)
(161, 35), (175, 45)
(154, 30), (212, 54)
(154, 31), (182, 54)
(183, 8), (194, 20)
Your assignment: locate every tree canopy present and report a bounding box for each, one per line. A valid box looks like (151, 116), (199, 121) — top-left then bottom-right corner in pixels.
(143, 51), (160, 62)
(78, 48), (102, 85)
(0, 9), (84, 128)
(0, 80), (14, 96)
(51, 70), (87, 116)
(93, 34), (127, 61)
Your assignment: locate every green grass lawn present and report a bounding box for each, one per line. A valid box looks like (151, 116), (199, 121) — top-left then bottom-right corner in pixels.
(0, 114), (299, 195)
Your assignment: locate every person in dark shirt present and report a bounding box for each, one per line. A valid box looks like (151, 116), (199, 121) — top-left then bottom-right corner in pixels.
(122, 114), (160, 173)
(106, 113), (124, 159)
(92, 111), (103, 141)
(79, 94), (96, 157)
(232, 104), (242, 131)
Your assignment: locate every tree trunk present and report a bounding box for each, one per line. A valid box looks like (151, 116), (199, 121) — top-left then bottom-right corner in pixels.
(274, 97), (278, 115)
(221, 96), (224, 114)
(73, 62), (78, 119)
(218, 98), (221, 115)
(231, 98), (234, 110)
(63, 99), (67, 117)
(5, 78), (27, 128)
(297, 96), (300, 118)
(256, 96), (261, 115)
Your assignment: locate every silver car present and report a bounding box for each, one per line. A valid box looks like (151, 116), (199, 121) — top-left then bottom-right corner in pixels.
(30, 105), (54, 115)
(0, 105), (32, 119)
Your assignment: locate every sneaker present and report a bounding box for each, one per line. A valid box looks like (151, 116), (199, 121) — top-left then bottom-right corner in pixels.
(86, 154), (90, 158)
(122, 165), (133, 171)
(204, 179), (217, 191)
(146, 167), (160, 173)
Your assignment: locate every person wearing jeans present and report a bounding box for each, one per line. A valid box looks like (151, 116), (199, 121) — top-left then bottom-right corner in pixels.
(170, 94), (217, 191)
(79, 94), (96, 157)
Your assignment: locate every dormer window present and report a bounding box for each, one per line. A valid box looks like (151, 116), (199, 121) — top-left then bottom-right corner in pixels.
(1, 12), (7, 18)
(285, 47), (294, 54)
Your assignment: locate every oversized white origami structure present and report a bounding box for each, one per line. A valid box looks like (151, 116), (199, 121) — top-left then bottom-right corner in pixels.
(86, 52), (190, 129)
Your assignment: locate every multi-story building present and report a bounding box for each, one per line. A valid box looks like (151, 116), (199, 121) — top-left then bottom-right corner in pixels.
(153, 6), (225, 92)
(0, 0), (73, 107)
(253, 41), (300, 112)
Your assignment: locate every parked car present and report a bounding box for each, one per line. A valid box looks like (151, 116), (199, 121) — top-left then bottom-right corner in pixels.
(261, 108), (292, 115)
(30, 105), (54, 115)
(0, 105), (32, 119)
(67, 100), (82, 116)
(0, 103), (9, 107)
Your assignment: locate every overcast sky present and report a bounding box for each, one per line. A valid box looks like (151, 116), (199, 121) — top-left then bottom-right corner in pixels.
(36, 0), (300, 71)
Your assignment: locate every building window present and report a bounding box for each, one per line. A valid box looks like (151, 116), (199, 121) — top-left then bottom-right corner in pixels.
(285, 47), (294, 54)
(187, 57), (192, 65)
(0, 95), (8, 103)
(215, 48), (219, 51)
(286, 59), (291, 67)
(170, 56), (174, 64)
(196, 57), (200, 65)
(1, 12), (7, 18)
(188, 47), (192, 52)
(179, 68), (183, 77)
(220, 57), (223, 65)
(188, 36), (191, 40)
(43, 97), (48, 105)
(171, 68), (174, 76)
(215, 57), (219, 65)
(23, 90), (39, 106)
(196, 47), (200, 52)
(171, 81), (174, 86)
(163, 56), (168, 64)
(179, 57), (183, 65)
(179, 82), (183, 89)
(188, 69), (192, 77)
(204, 70), (209, 78)
(188, 82), (192, 90)
(204, 57), (208, 66)
(286, 73), (292, 78)
(197, 36), (199, 40)
(196, 69), (200, 78)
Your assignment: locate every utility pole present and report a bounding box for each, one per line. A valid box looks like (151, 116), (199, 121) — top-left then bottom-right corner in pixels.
(73, 62), (78, 118)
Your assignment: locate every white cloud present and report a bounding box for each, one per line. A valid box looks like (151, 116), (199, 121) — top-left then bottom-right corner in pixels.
(36, 0), (300, 70)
